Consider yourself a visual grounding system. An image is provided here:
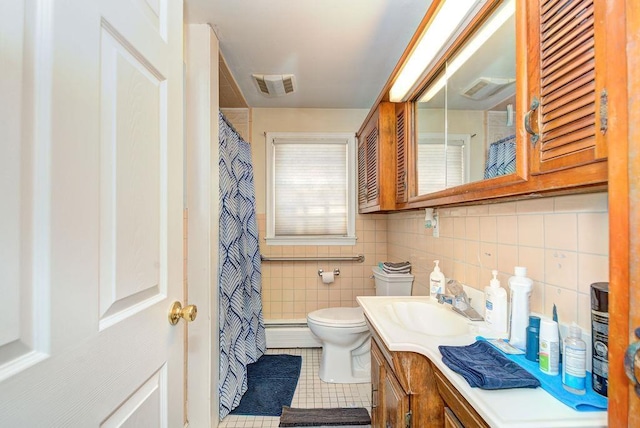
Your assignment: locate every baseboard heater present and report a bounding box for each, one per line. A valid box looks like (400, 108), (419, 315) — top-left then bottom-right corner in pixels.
(264, 319), (321, 348)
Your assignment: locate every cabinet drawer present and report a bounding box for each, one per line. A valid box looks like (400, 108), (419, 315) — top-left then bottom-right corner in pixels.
(433, 366), (489, 428)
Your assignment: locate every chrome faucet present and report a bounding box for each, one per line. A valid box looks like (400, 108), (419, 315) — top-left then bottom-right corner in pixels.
(437, 279), (484, 321)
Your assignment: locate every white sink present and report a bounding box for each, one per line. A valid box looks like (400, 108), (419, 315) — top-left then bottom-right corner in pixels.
(385, 300), (470, 336)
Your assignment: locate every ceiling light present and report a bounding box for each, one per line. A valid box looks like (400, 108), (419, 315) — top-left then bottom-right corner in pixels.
(418, 0), (515, 103)
(389, 0), (484, 102)
(252, 74), (296, 97)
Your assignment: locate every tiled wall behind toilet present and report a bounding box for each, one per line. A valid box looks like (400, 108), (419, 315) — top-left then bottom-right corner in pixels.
(386, 192), (609, 330)
(258, 213), (387, 320)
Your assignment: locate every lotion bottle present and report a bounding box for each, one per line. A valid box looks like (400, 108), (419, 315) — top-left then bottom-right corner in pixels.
(539, 319), (560, 375)
(429, 260), (445, 299)
(508, 266), (533, 350)
(485, 270), (508, 337)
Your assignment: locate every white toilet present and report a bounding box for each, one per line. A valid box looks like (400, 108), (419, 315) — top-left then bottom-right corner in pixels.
(307, 266), (414, 383)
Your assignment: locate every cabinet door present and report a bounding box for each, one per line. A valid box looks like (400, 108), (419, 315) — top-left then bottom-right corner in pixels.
(370, 340), (385, 427)
(525, 0), (607, 175)
(395, 102), (410, 205)
(357, 102), (397, 212)
(384, 369), (410, 428)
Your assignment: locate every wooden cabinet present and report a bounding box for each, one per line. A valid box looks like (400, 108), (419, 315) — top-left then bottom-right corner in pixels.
(521, 0), (608, 192)
(357, 102), (397, 213)
(369, 321), (490, 428)
(358, 0), (621, 211)
(395, 102), (410, 206)
(383, 367), (410, 428)
(370, 338), (384, 426)
(369, 325), (446, 427)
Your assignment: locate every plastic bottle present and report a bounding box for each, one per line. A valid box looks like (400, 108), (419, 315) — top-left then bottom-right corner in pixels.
(525, 315), (541, 362)
(508, 267), (533, 350)
(539, 319), (560, 375)
(429, 260), (445, 299)
(484, 270), (508, 336)
(563, 323), (587, 394)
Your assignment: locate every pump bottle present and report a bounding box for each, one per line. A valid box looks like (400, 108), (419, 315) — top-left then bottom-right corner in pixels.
(430, 260), (445, 299)
(485, 270), (508, 337)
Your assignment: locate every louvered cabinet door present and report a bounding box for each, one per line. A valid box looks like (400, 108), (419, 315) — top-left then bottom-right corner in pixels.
(365, 125), (380, 205)
(526, 0), (607, 175)
(395, 103), (410, 205)
(357, 140), (368, 207)
(356, 102), (397, 213)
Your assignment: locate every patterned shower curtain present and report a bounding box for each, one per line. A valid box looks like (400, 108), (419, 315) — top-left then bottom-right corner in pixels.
(218, 112), (266, 419)
(484, 134), (516, 179)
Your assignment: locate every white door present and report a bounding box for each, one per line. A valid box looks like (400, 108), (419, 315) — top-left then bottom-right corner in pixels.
(0, 0), (185, 426)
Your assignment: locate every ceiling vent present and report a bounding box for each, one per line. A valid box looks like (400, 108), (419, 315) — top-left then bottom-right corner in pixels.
(461, 77), (515, 100)
(251, 74), (296, 97)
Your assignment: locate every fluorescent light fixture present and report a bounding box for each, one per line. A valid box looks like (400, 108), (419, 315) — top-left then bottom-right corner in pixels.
(418, 0), (515, 103)
(389, 0), (481, 102)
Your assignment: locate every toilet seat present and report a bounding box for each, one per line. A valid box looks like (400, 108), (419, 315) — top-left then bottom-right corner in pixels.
(307, 307), (366, 328)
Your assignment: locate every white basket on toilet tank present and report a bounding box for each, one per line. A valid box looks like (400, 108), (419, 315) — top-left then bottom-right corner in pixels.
(306, 267), (414, 383)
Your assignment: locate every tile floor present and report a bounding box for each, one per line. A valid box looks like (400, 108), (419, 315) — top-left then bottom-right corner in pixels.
(218, 348), (372, 428)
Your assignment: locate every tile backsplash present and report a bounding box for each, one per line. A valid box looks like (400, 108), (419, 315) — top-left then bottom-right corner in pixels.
(386, 192), (609, 330)
(258, 192), (608, 331)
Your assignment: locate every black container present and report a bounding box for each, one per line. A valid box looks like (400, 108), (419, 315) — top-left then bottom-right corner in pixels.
(590, 282), (609, 397)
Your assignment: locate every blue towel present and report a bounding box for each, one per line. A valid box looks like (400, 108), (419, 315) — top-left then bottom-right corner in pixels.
(438, 341), (541, 390)
(478, 337), (608, 412)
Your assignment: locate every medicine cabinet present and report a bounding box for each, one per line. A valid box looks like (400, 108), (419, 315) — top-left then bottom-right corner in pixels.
(411, 0), (522, 201)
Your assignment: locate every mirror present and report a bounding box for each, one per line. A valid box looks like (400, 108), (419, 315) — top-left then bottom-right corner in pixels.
(414, 0), (516, 196)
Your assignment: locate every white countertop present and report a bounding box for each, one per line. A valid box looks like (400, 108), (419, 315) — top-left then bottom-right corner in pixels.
(357, 296), (608, 428)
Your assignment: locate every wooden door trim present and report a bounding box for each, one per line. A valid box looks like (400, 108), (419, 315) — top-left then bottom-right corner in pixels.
(608, 0), (636, 426)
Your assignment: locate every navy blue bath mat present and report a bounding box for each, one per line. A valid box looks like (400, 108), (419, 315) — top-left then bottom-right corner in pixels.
(230, 354), (302, 416)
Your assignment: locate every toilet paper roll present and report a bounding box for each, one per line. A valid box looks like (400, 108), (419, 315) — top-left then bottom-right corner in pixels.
(321, 271), (334, 284)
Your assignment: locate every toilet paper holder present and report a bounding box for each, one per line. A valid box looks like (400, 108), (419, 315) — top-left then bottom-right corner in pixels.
(318, 268), (340, 277)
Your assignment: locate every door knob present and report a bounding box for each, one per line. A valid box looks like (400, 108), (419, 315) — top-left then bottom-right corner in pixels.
(168, 301), (198, 325)
(624, 327), (640, 397)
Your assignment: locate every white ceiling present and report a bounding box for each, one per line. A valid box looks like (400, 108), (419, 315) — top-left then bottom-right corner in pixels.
(185, 0), (432, 109)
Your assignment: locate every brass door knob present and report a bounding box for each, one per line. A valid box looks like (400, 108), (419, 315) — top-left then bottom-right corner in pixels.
(168, 301), (198, 325)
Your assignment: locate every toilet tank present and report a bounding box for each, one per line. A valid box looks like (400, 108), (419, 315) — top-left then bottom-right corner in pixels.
(372, 266), (414, 296)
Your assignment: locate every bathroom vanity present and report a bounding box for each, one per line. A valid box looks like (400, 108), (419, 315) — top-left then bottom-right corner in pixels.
(370, 323), (489, 427)
(358, 296), (607, 428)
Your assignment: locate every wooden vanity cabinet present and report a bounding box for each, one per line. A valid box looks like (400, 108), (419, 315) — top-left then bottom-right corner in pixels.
(371, 339), (410, 427)
(357, 102), (397, 213)
(370, 338), (384, 426)
(369, 321), (490, 428)
(369, 326), (446, 427)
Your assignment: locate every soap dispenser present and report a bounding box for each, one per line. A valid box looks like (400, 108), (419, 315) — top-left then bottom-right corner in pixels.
(429, 260), (445, 299)
(485, 270), (508, 337)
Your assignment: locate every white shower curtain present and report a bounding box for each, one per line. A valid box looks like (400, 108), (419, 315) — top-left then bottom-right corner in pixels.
(218, 112), (266, 419)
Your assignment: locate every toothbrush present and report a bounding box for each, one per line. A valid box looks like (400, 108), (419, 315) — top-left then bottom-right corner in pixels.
(553, 304), (563, 364)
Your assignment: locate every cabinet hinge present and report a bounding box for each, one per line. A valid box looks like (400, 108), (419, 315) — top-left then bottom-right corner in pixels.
(405, 410), (412, 428)
(600, 89), (608, 135)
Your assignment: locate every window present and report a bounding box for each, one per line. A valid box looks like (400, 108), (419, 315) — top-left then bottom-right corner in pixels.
(266, 132), (356, 245)
(417, 133), (470, 194)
